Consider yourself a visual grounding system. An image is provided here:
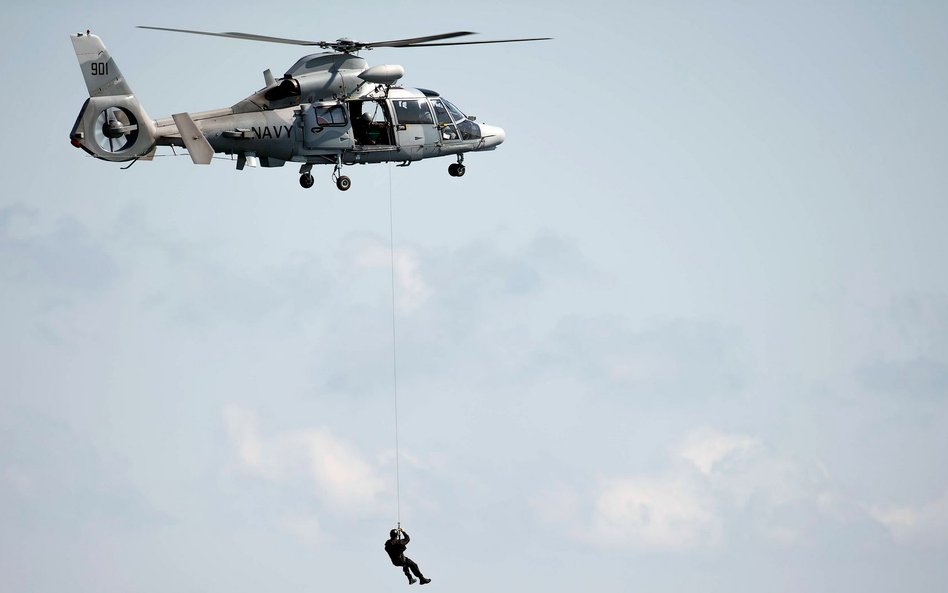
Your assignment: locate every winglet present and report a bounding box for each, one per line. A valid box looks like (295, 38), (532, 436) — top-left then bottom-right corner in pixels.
(172, 112), (214, 164)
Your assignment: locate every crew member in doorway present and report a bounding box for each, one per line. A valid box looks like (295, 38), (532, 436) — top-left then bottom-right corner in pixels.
(385, 528), (431, 585)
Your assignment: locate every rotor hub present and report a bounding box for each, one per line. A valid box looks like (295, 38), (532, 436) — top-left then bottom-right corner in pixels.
(103, 119), (125, 138)
(328, 38), (361, 52)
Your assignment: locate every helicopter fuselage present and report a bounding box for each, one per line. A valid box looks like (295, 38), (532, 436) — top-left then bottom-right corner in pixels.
(70, 35), (505, 189)
(152, 84), (505, 168)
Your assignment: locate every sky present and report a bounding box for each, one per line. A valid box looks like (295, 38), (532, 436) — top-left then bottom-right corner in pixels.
(2, 1), (948, 591)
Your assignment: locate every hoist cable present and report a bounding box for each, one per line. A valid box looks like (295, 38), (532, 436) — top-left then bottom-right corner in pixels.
(388, 162), (401, 528)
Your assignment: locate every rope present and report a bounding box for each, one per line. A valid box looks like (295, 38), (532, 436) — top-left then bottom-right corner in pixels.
(388, 162), (401, 529)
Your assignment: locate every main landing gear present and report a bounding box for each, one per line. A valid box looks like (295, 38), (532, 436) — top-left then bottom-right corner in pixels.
(298, 161), (351, 191)
(448, 155), (466, 178)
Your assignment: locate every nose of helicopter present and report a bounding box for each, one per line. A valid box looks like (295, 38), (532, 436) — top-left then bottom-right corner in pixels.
(479, 124), (506, 149)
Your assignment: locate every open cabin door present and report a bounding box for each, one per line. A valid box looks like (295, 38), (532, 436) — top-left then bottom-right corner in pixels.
(349, 99), (395, 148)
(303, 103), (353, 151)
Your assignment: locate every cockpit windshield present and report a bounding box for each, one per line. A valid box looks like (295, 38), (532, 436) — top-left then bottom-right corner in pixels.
(431, 97), (480, 141)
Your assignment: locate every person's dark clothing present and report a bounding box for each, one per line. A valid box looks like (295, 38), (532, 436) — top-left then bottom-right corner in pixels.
(385, 530), (410, 564)
(385, 530), (428, 583)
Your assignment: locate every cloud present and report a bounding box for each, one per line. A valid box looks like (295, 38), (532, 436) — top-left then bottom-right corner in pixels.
(222, 406), (269, 477)
(538, 428), (835, 551)
(679, 429), (758, 476)
(222, 405), (386, 513)
(589, 475), (720, 550)
(297, 430), (386, 509)
(680, 429), (830, 511)
(855, 295), (948, 401)
(538, 316), (745, 400)
(349, 235), (430, 313)
(304, 229), (605, 395)
(867, 490), (948, 545)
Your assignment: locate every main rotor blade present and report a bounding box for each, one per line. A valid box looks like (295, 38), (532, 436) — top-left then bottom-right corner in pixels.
(138, 26), (325, 46)
(365, 31), (477, 48)
(139, 26), (550, 51)
(398, 37), (553, 47)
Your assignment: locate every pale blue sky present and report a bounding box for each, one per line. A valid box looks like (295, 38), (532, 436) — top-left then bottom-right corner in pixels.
(3, 1), (948, 592)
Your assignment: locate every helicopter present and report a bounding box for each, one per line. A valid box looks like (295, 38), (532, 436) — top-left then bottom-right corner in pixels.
(69, 27), (549, 190)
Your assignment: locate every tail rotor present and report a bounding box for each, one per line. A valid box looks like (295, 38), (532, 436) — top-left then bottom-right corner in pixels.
(94, 107), (140, 153)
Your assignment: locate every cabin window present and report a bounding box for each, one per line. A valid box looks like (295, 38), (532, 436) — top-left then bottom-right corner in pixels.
(315, 105), (347, 126)
(392, 99), (433, 125)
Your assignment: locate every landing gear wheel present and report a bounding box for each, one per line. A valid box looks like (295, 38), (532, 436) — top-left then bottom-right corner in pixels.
(336, 175), (352, 191)
(448, 163), (466, 177)
(300, 173), (315, 189)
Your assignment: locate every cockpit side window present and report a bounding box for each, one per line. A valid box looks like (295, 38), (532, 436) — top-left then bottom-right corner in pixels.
(315, 105), (347, 126)
(442, 100), (466, 124)
(393, 99), (433, 125)
(429, 99), (458, 141)
(431, 99), (454, 126)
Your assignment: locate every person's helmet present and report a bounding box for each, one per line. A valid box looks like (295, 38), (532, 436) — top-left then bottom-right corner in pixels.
(390, 529), (399, 538)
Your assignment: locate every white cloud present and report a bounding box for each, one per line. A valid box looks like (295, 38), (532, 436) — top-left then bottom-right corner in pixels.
(589, 476), (720, 550)
(222, 406), (269, 477)
(297, 430), (386, 509)
(542, 428), (834, 551)
(354, 242), (429, 313)
(867, 491), (948, 544)
(679, 429), (758, 476)
(679, 428), (829, 510)
(222, 405), (386, 513)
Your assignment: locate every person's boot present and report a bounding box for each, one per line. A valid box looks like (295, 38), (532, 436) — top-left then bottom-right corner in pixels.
(419, 577), (431, 585)
(407, 575), (417, 585)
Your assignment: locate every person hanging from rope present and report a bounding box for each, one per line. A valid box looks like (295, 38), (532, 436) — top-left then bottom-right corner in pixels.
(385, 527), (431, 585)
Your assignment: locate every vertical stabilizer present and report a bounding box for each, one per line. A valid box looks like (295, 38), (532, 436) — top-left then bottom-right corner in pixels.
(71, 32), (133, 97)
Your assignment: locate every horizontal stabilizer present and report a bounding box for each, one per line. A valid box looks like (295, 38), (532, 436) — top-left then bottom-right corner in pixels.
(172, 112), (214, 164)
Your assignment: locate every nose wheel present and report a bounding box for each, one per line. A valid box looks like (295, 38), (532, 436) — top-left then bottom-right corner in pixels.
(335, 175), (351, 191)
(299, 173), (315, 188)
(448, 155), (466, 177)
